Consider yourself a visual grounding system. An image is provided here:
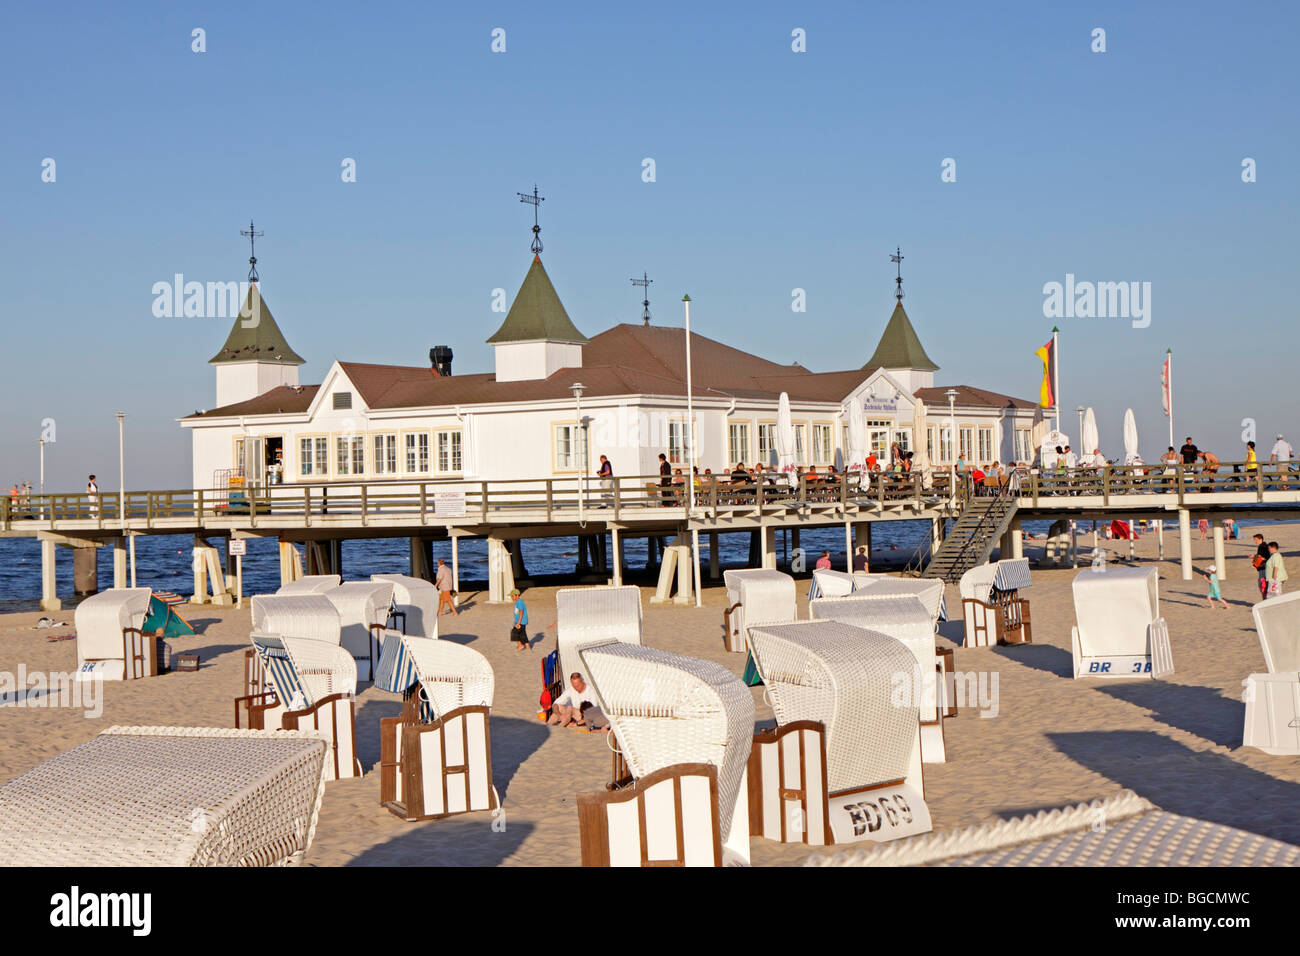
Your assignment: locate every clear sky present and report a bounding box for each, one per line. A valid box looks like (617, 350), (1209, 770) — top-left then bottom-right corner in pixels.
(2, 0), (1296, 490)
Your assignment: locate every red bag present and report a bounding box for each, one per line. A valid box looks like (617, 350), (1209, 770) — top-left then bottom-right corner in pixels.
(1253, 554), (1266, 569)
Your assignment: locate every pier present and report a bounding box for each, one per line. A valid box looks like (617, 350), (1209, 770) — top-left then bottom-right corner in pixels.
(4, 463), (1298, 610)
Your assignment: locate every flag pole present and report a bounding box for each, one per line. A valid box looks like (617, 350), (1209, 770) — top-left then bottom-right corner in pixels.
(1053, 326), (1060, 433)
(1166, 348), (1174, 450)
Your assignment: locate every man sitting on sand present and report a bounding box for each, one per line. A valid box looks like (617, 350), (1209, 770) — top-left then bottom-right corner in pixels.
(548, 672), (598, 728)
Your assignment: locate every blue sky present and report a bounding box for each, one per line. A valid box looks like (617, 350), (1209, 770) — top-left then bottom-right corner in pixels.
(2, 0), (1296, 489)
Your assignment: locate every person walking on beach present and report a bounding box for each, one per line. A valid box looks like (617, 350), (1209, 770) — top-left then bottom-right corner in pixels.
(509, 588), (530, 651)
(853, 546), (869, 573)
(1197, 518), (1210, 540)
(1270, 434), (1294, 490)
(434, 557), (458, 616)
(1200, 564), (1229, 610)
(1253, 533), (1271, 599)
(86, 475), (98, 518)
(1265, 542), (1288, 597)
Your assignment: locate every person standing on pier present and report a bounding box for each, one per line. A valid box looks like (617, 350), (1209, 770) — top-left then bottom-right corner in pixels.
(435, 557), (459, 617)
(86, 475), (98, 518)
(658, 453), (672, 506)
(1269, 434), (1294, 491)
(596, 454), (613, 506)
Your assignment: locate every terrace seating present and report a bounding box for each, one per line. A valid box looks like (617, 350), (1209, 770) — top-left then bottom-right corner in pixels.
(1243, 593), (1300, 755)
(375, 635), (499, 821)
(746, 620), (931, 846)
(1070, 567), (1173, 679)
(722, 568), (797, 653)
(577, 643), (754, 866)
(809, 594), (950, 763)
(323, 581), (395, 681)
(555, 585), (643, 689)
(275, 574), (341, 595)
(960, 558), (1033, 647)
(371, 573), (439, 639)
(0, 725), (330, 866)
(238, 632), (360, 781)
(74, 587), (155, 681)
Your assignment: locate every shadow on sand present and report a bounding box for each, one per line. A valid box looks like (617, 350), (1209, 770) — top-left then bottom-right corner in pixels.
(993, 642), (1073, 678)
(1095, 681), (1246, 750)
(344, 816), (534, 866)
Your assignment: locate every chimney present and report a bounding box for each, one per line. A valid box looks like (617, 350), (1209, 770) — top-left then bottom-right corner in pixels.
(429, 346), (453, 377)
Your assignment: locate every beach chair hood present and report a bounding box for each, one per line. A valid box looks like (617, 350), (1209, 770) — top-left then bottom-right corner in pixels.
(1071, 567), (1159, 658)
(555, 585), (643, 689)
(1251, 592), (1300, 673)
(251, 595), (342, 645)
(371, 574), (439, 640)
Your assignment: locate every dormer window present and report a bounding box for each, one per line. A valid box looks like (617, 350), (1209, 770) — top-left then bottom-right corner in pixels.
(333, 392), (352, 410)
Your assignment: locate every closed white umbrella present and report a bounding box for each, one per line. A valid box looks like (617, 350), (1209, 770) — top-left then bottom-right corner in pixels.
(776, 392), (797, 479)
(1082, 407), (1099, 463)
(1123, 408), (1141, 465)
(912, 398), (930, 486)
(847, 398), (867, 475)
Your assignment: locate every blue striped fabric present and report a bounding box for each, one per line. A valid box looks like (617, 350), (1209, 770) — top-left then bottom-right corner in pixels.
(253, 638), (309, 708)
(374, 636), (418, 694)
(937, 592), (948, 622)
(808, 579), (822, 601)
(993, 559), (1033, 593)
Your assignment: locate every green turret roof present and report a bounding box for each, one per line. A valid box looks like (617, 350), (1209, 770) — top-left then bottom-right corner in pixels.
(208, 285), (305, 365)
(863, 300), (939, 371)
(486, 256), (589, 345)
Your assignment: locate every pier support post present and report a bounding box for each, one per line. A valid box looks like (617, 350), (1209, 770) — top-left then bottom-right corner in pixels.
(708, 532), (719, 580)
(487, 537), (514, 603)
(1157, 519), (1164, 561)
(1178, 509), (1193, 581)
(1213, 524), (1226, 580)
(279, 540), (301, 587)
(760, 526), (776, 570)
(854, 523), (870, 568)
(691, 528), (703, 608)
(112, 537), (127, 589)
(73, 545), (98, 596)
(450, 532), (460, 600)
(611, 527), (622, 586)
(930, 518), (943, 554)
(40, 539), (60, 611)
(409, 537), (433, 581)
(675, 539), (693, 605)
(1011, 523), (1024, 560)
(128, 533), (137, 588)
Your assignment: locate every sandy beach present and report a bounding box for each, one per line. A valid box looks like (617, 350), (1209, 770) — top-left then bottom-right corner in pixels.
(2, 525), (1297, 866)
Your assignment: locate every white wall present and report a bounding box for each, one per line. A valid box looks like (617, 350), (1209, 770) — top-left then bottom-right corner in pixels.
(492, 341), (584, 383)
(214, 362), (299, 408)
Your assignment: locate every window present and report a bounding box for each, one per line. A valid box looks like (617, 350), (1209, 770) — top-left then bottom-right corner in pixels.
(728, 423), (751, 466)
(792, 424), (808, 464)
(895, 428), (913, 455)
(667, 420), (696, 465)
(939, 426), (954, 463)
(373, 434), (398, 475)
(554, 424), (588, 470)
(926, 426), (936, 463)
(867, 420), (891, 458)
(812, 424), (832, 465)
(332, 392), (352, 410)
(959, 427), (973, 461)
(437, 430), (462, 473)
(405, 433), (429, 473)
(758, 424), (776, 466)
(336, 435), (364, 475)
(1014, 428), (1032, 464)
(978, 427), (994, 463)
(299, 437), (327, 476)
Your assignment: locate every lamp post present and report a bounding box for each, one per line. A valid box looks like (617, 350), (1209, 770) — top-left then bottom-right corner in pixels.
(945, 388), (958, 496)
(116, 412), (125, 527)
(683, 295), (701, 607)
(1076, 406), (1084, 448)
(571, 382), (586, 527)
(38, 438), (45, 519)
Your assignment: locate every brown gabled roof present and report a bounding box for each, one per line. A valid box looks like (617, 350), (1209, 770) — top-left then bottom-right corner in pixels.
(915, 385), (1037, 410)
(183, 385), (319, 419)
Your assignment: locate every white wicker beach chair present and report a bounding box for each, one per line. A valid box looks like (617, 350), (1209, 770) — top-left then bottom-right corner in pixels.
(1070, 567), (1173, 679)
(723, 568), (796, 653)
(74, 587), (155, 681)
(850, 576), (947, 629)
(275, 574), (341, 595)
(238, 633), (360, 781)
(246, 595), (343, 696)
(577, 643), (754, 866)
(804, 790), (1300, 867)
(1244, 593), (1300, 755)
(323, 581), (395, 681)
(808, 568), (855, 601)
(746, 620), (931, 846)
(809, 593), (949, 764)
(960, 558), (1033, 647)
(375, 635), (498, 821)
(0, 726), (330, 866)
(371, 573), (439, 640)
(555, 585), (643, 688)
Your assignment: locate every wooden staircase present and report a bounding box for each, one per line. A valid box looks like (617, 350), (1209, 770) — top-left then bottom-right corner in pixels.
(921, 491), (1019, 583)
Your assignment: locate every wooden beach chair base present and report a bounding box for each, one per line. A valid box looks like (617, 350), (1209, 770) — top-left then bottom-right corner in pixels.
(747, 721), (931, 846)
(1243, 673), (1300, 755)
(76, 626), (156, 681)
(233, 690), (359, 781)
(379, 703), (498, 821)
(579, 763), (728, 867)
(962, 596), (1033, 647)
(1071, 620), (1174, 679)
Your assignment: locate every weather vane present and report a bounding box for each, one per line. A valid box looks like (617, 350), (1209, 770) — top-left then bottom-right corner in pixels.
(517, 185), (544, 254)
(631, 271), (653, 325)
(241, 220), (264, 283)
(891, 246), (904, 301)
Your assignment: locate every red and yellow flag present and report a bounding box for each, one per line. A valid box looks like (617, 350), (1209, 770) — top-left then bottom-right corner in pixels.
(1035, 336), (1056, 408)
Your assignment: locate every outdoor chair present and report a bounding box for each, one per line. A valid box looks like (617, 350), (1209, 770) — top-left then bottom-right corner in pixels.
(723, 568), (797, 653)
(960, 558), (1033, 647)
(1243, 593), (1300, 754)
(372, 573), (440, 639)
(1070, 566), (1173, 679)
(322, 581), (395, 681)
(74, 587), (155, 681)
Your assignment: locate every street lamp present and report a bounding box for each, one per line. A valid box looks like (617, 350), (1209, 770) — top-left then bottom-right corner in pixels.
(570, 383), (586, 526)
(116, 412), (126, 527)
(1076, 405), (1084, 447)
(38, 437), (45, 519)
(683, 294), (701, 608)
(945, 388), (958, 494)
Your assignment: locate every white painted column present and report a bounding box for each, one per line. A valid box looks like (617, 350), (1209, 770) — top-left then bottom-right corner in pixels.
(451, 533), (460, 606)
(112, 538), (127, 589)
(40, 539), (60, 611)
(1011, 526), (1024, 560)
(611, 527), (622, 586)
(762, 526), (777, 570)
(1178, 508), (1192, 581)
(1213, 524), (1226, 580)
(844, 522), (853, 571)
(691, 528), (703, 608)
(128, 533), (137, 587)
